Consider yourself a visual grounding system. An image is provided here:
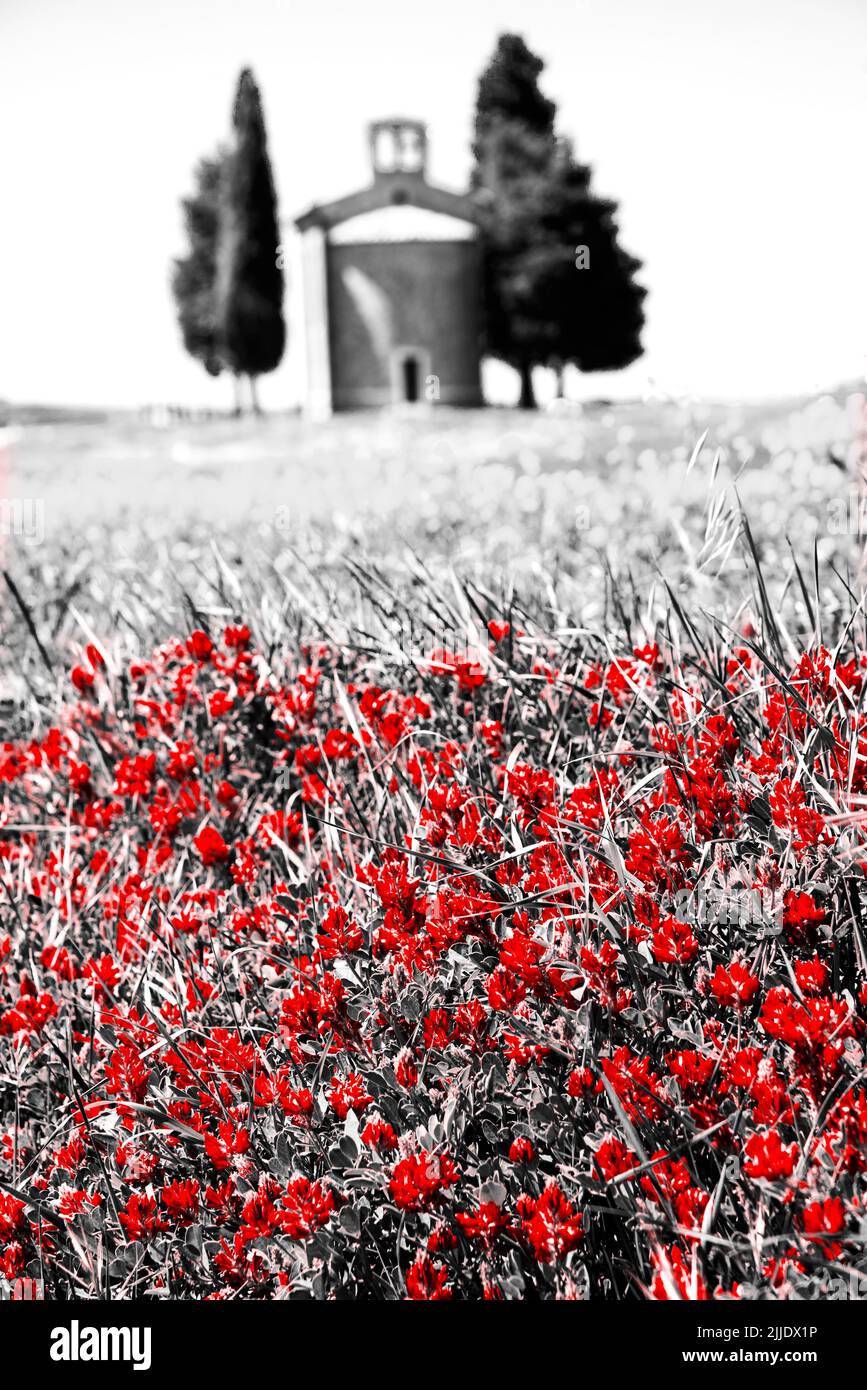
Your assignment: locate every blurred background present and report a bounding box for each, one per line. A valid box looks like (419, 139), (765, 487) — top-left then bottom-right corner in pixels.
(0, 0), (866, 684)
(2, 0), (866, 411)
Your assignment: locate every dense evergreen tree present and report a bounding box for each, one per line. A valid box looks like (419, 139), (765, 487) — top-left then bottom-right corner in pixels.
(473, 33), (556, 144)
(171, 149), (226, 379)
(539, 138), (646, 378)
(472, 34), (646, 406)
(215, 68), (285, 414)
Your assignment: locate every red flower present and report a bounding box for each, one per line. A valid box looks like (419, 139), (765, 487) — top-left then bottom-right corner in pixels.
(0, 1192), (26, 1241)
(743, 1129), (799, 1181)
(405, 1252), (452, 1300)
(652, 916), (698, 965)
(601, 1047), (663, 1122)
(208, 690), (234, 718)
(361, 1117), (398, 1153)
(760, 985), (852, 1056)
(782, 890), (825, 943)
(40, 944), (78, 981)
(509, 1136), (535, 1164)
(769, 779), (827, 854)
(801, 1196), (845, 1256)
(204, 1121), (250, 1171)
(162, 1179), (200, 1226)
(55, 1184), (101, 1220)
(276, 1176), (336, 1240)
(794, 954), (828, 996)
(455, 1201), (511, 1246)
(517, 1182), (584, 1264)
(594, 1136), (639, 1182)
(186, 630), (214, 662)
(394, 1048), (419, 1089)
(118, 1191), (166, 1243)
(0, 981), (58, 1037)
(389, 1152), (459, 1211)
(316, 905), (363, 960)
(567, 1067), (600, 1098)
(328, 1072), (372, 1120)
(486, 966), (527, 1012)
(275, 1081), (315, 1122)
(650, 1244), (709, 1300)
(194, 825), (231, 866)
(71, 665), (94, 693)
(711, 958), (759, 1009)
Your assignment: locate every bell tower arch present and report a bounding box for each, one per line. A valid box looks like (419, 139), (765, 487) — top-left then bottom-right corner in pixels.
(368, 118), (427, 181)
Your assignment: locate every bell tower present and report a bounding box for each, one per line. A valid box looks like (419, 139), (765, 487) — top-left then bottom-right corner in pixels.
(368, 118), (427, 182)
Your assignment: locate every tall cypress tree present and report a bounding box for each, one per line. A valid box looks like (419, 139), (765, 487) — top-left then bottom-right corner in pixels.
(536, 139), (646, 381)
(473, 33), (556, 144)
(472, 36), (557, 407)
(473, 122), (549, 406)
(472, 35), (645, 406)
(216, 68), (285, 414)
(172, 149), (227, 379)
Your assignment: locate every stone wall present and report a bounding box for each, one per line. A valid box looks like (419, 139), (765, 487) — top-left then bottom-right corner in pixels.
(326, 239), (482, 409)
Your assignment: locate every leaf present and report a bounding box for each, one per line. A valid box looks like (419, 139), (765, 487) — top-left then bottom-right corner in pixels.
(275, 1130), (292, 1174)
(185, 1224), (203, 1256)
(339, 1206), (362, 1237)
(480, 1181), (507, 1206)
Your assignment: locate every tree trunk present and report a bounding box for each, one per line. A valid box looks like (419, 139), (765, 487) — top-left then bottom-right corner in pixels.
(249, 375), (263, 416)
(518, 362), (536, 410)
(553, 362), (565, 399)
(232, 373), (243, 418)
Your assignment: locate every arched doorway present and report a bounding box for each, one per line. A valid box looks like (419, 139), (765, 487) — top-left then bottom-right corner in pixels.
(390, 347), (430, 407)
(402, 355), (420, 403)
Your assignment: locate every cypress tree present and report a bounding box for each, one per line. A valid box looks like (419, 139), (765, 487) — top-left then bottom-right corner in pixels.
(472, 35), (645, 407)
(172, 149), (227, 379)
(472, 36), (558, 407)
(546, 140), (646, 375)
(473, 33), (556, 144)
(216, 68), (285, 414)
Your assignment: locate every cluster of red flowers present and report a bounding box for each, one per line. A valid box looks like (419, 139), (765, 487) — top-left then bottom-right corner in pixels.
(1, 620), (866, 1299)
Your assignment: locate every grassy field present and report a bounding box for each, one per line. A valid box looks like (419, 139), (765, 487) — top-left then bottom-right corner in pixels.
(3, 394), (867, 1301)
(1, 389), (864, 689)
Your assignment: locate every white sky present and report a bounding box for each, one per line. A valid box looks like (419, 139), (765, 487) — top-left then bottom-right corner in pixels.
(1, 0), (866, 409)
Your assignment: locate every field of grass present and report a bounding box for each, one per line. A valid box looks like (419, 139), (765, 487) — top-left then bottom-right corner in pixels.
(2, 394), (867, 1300)
(2, 390), (864, 682)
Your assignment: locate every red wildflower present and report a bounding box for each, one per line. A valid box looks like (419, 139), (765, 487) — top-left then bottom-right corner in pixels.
(455, 1201), (511, 1247)
(652, 916), (698, 965)
(405, 1252), (453, 1300)
(389, 1152), (459, 1211)
(650, 1244), (709, 1300)
(361, 1117), (398, 1153)
(161, 1179), (200, 1226)
(782, 890), (825, 943)
(118, 1191), (167, 1243)
(509, 1136), (535, 1164)
(517, 1182), (584, 1264)
(710, 958), (759, 1009)
(194, 825), (231, 866)
(276, 1176), (336, 1240)
(328, 1072), (373, 1120)
(204, 1121), (251, 1171)
(800, 1197), (846, 1257)
(742, 1129), (799, 1181)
